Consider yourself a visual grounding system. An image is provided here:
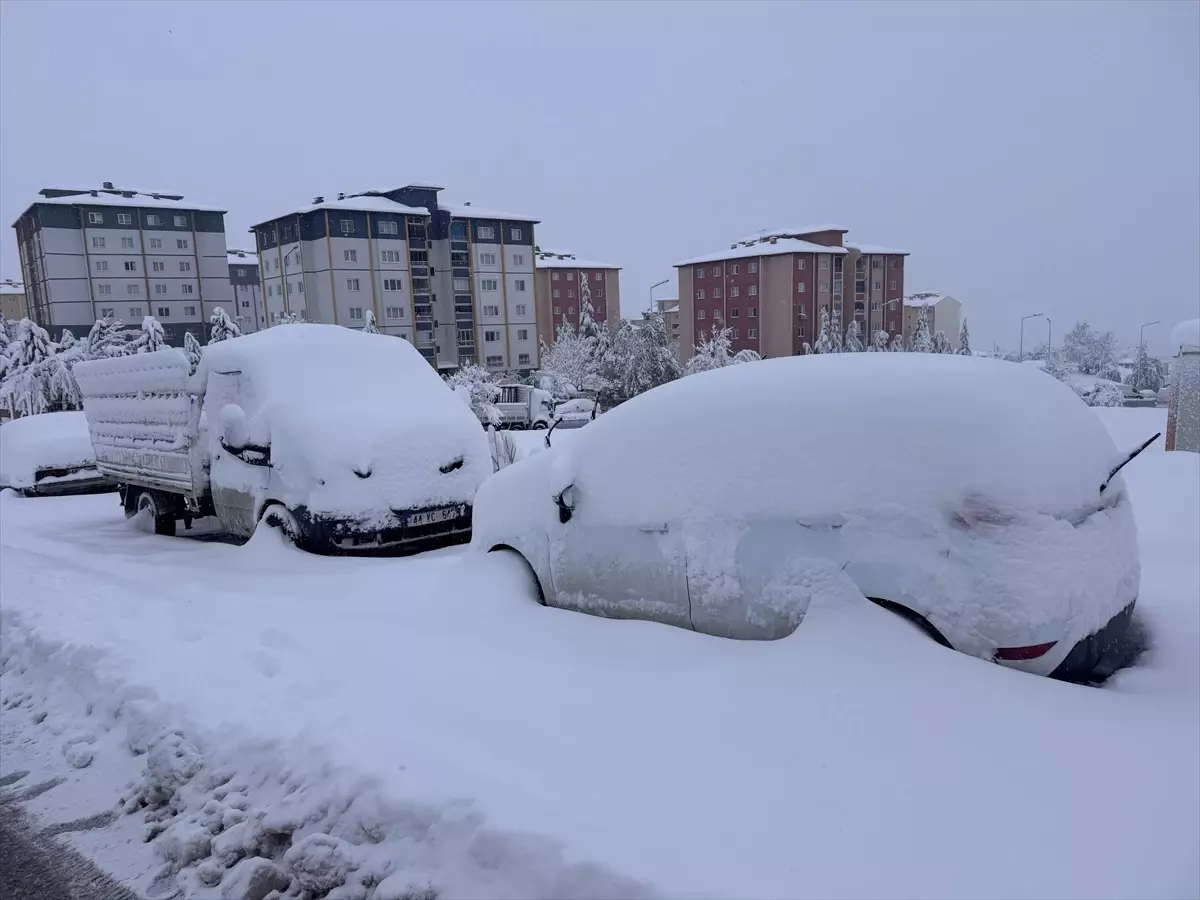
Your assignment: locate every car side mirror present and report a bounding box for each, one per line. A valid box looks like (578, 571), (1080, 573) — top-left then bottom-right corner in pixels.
(219, 403), (249, 453)
(554, 484), (575, 524)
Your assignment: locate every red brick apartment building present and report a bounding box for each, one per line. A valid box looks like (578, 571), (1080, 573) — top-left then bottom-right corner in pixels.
(674, 226), (908, 359)
(533, 250), (621, 346)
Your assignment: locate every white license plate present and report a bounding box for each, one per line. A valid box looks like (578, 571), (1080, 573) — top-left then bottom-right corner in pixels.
(407, 505), (462, 527)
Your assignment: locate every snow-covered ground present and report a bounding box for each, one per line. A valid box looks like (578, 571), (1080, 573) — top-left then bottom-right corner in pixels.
(1, 407), (1196, 899)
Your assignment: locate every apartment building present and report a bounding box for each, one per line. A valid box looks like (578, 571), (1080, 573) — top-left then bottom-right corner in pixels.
(251, 185), (539, 371)
(227, 249), (264, 332)
(532, 250), (621, 346)
(0, 280), (27, 321)
(903, 293), (962, 344)
(674, 226), (908, 359)
(11, 183), (230, 344)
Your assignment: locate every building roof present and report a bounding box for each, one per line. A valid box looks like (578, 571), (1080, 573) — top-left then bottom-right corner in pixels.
(847, 242), (910, 256)
(252, 193), (539, 229)
(903, 293), (950, 308)
(13, 190), (226, 227)
(676, 236), (849, 267)
(0, 281), (25, 295)
(437, 199), (539, 223)
(227, 250), (258, 266)
(663, 304), (680, 314)
(735, 225), (849, 244)
(536, 252), (621, 270)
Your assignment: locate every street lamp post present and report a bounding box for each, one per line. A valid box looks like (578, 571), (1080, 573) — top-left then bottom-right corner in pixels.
(1139, 320), (1160, 348)
(649, 279), (669, 317)
(1019, 313), (1044, 361)
(1046, 317), (1052, 357)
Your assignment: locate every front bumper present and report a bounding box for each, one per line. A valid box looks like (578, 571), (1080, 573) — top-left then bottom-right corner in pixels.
(1050, 600), (1139, 684)
(297, 503), (473, 556)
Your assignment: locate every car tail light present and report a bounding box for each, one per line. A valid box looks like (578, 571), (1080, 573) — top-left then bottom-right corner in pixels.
(994, 641), (1058, 662)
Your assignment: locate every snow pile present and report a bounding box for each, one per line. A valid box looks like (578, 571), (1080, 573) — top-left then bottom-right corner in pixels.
(1169, 318), (1200, 355)
(0, 410), (97, 489)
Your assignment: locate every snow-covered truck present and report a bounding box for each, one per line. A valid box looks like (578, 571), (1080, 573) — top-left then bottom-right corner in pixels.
(74, 325), (492, 553)
(481, 384), (556, 430)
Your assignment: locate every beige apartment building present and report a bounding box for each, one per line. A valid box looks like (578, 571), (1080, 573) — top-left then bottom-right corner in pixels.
(674, 226), (909, 360)
(0, 280), (27, 320)
(533, 250), (621, 346)
(903, 292), (962, 344)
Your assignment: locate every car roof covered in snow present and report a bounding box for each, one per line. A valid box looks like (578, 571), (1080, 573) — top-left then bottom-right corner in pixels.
(560, 354), (1125, 525)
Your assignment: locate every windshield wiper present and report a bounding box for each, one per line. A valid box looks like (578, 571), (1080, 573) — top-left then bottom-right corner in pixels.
(1100, 432), (1162, 494)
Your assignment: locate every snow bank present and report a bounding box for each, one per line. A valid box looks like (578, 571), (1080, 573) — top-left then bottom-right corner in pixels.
(1169, 318), (1200, 355)
(0, 411), (96, 489)
(200, 325), (491, 520)
(563, 354), (1122, 527)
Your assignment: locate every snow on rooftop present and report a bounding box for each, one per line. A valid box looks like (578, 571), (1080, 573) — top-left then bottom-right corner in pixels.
(535, 253), (621, 270)
(676, 236), (848, 267)
(848, 242), (910, 256)
(0, 282), (24, 294)
(227, 250), (258, 266)
(17, 192), (226, 226)
(437, 200), (539, 223)
(735, 225), (850, 244)
(903, 293), (947, 307)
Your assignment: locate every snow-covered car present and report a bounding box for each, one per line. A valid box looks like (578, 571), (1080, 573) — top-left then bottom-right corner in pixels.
(551, 397), (599, 429)
(471, 354), (1146, 682)
(76, 325), (491, 553)
(0, 410), (114, 497)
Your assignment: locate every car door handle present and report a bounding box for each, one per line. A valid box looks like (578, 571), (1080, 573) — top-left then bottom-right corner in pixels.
(638, 523), (669, 533)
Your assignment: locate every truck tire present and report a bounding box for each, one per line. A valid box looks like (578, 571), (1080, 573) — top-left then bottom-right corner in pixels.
(259, 503), (304, 549)
(133, 488), (177, 537)
(532, 421), (548, 430)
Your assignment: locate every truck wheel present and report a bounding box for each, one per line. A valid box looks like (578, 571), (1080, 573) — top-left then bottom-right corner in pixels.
(532, 421), (548, 430)
(259, 503), (304, 549)
(135, 489), (177, 537)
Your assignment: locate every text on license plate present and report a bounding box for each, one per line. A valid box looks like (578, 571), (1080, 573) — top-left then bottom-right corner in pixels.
(407, 505), (464, 527)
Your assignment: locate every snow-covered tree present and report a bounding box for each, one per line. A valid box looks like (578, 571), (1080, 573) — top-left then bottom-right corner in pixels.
(183, 331), (203, 375)
(1061, 321), (1119, 377)
(446, 363), (502, 426)
(539, 321), (604, 400)
(1127, 342), (1162, 393)
(362, 309), (380, 334)
(812, 308), (834, 354)
(869, 329), (890, 352)
(829, 305), (844, 353)
(577, 274), (602, 341)
(889, 333), (905, 352)
(958, 319), (972, 356)
(1074, 380), (1126, 408)
(129, 315), (166, 354)
(209, 306), (242, 344)
(58, 328), (77, 352)
(84, 317), (130, 358)
(931, 330), (952, 354)
(0, 318), (80, 416)
(1041, 354), (1072, 383)
(684, 325), (760, 376)
(595, 313), (680, 404)
(844, 320), (864, 352)
(910, 305), (934, 353)
(272, 311), (299, 326)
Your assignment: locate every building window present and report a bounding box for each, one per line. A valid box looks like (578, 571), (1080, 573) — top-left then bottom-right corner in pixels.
(124, 260), (137, 272)
(595, 290), (603, 299)
(696, 289), (705, 300)
(347, 278), (360, 291)
(298, 280), (303, 293)
(177, 239), (188, 249)
(92, 237), (105, 248)
(889, 320), (896, 331)
(567, 290), (575, 298)
(382, 278), (401, 291)
(595, 272), (604, 281)
(731, 264), (740, 275)
(100, 305), (114, 316)
(377, 220), (398, 235)
(481, 278), (499, 291)
(713, 309), (722, 320)
(477, 226), (496, 241)
(483, 304), (499, 316)
(179, 261), (191, 272)
(514, 253), (525, 266)
(748, 262), (758, 274)
(88, 212), (103, 224)
(344, 249), (357, 262)
(349, 307), (364, 321)
(731, 328), (739, 339)
(731, 308), (740, 318)
(173, 215), (187, 227)
(268, 285), (274, 297)
(149, 238), (162, 249)
(731, 286), (740, 298)
(820, 257), (830, 269)
(486, 355), (503, 366)
(153, 261), (164, 272)
(181, 284), (193, 294)
(749, 307), (757, 318)
(383, 250), (402, 262)
(568, 307), (575, 314)
(340, 219), (355, 234)
(98, 289), (112, 300)
(514, 279), (526, 291)
(873, 280), (881, 290)
(695, 268), (705, 279)
(121, 237), (135, 249)
(553, 306), (561, 315)
(155, 284), (168, 295)
(748, 285), (757, 296)
(147, 214), (162, 227)
(511, 227), (523, 241)
(566, 272), (574, 281)
(484, 330), (500, 342)
(713, 287), (722, 298)
(515, 303), (527, 316)
(453, 277), (469, 291)
(892, 259), (900, 269)
(748, 328), (757, 339)
(157, 306), (170, 317)
(127, 284), (140, 295)
(117, 213), (132, 225)
(185, 305), (196, 316)
(386, 306), (404, 319)
(873, 259), (883, 269)
(553, 289), (561, 298)
(129, 306), (140, 316)
(708, 266), (718, 277)
(517, 328), (529, 340)
(820, 280), (829, 292)
(480, 252), (497, 266)
(798, 259), (807, 270)
(518, 352), (531, 366)
(890, 281), (898, 290)
(797, 282), (806, 293)
(242, 300), (250, 309)
(95, 260), (108, 272)
(552, 272), (560, 281)
(697, 310), (706, 320)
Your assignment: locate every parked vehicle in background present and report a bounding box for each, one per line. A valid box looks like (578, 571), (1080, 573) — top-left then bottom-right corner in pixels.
(0, 411), (114, 497)
(75, 325), (491, 553)
(552, 397), (599, 429)
(480, 383), (556, 430)
(473, 353), (1147, 683)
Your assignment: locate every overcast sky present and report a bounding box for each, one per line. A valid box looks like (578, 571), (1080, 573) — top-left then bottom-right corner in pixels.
(2, 0), (1197, 354)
